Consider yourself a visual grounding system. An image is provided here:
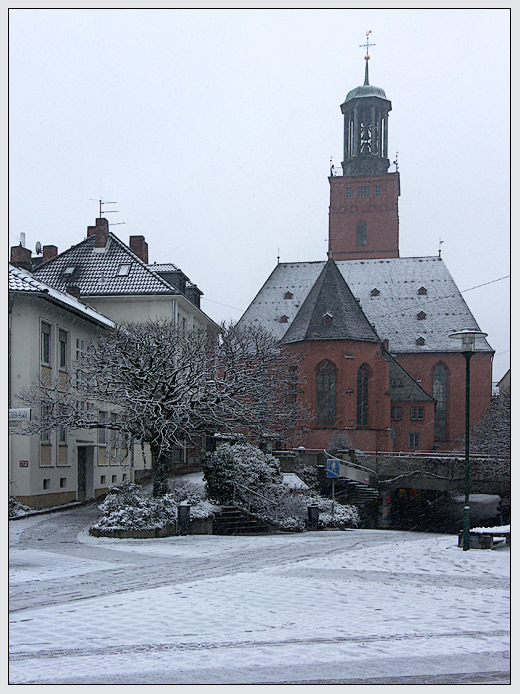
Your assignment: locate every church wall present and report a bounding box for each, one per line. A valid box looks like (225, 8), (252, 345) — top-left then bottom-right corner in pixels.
(285, 339), (392, 452)
(391, 400), (435, 453)
(394, 352), (493, 451)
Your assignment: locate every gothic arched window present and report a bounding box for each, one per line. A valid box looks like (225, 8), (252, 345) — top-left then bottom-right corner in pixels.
(356, 221), (367, 246)
(433, 362), (448, 441)
(357, 363), (370, 427)
(316, 360), (336, 427)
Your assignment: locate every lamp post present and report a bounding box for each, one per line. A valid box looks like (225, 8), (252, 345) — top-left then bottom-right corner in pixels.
(449, 328), (488, 551)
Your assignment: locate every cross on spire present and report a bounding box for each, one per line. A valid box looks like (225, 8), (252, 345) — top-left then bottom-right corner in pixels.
(359, 30), (375, 59)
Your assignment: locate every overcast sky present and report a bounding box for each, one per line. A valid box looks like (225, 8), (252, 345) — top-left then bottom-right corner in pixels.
(9, 8), (510, 382)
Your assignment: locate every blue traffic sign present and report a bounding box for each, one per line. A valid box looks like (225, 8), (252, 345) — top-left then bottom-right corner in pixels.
(326, 459), (340, 478)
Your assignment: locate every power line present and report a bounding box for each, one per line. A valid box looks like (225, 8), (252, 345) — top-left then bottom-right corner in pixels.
(202, 297), (242, 311)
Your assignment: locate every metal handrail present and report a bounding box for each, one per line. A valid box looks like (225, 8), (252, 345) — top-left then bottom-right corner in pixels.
(232, 480), (279, 521)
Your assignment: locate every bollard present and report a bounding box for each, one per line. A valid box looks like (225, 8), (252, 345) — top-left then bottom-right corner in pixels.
(307, 503), (319, 531)
(177, 503), (191, 536)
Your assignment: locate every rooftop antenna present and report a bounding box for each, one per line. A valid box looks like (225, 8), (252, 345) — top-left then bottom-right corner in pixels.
(35, 241), (42, 255)
(277, 248), (280, 264)
(438, 238), (444, 258)
(393, 152), (399, 172)
(330, 157), (335, 177)
(89, 198), (119, 217)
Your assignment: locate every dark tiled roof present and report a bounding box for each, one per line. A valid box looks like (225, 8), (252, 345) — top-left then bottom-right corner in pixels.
(387, 352), (435, 403)
(281, 259), (380, 344)
(33, 233), (177, 297)
(239, 257), (493, 354)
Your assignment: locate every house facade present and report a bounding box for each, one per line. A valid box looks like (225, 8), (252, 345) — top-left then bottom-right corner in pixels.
(8, 265), (133, 508)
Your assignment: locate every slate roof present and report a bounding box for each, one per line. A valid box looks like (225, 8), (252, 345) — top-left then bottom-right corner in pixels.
(147, 263), (181, 273)
(239, 256), (493, 354)
(386, 351), (435, 403)
(281, 259), (380, 344)
(33, 233), (177, 297)
(9, 265), (115, 328)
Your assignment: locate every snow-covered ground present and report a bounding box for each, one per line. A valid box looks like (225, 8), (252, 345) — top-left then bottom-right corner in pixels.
(9, 505), (510, 684)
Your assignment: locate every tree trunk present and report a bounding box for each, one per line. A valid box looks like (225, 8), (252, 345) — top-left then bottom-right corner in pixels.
(151, 444), (170, 497)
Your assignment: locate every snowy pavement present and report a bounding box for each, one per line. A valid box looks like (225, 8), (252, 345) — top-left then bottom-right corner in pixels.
(9, 505), (510, 684)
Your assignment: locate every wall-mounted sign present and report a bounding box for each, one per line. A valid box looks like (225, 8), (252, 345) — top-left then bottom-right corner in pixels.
(9, 408), (31, 422)
(19, 460), (29, 467)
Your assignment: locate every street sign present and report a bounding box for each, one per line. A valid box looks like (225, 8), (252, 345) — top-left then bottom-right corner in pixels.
(9, 408), (31, 422)
(326, 458), (340, 478)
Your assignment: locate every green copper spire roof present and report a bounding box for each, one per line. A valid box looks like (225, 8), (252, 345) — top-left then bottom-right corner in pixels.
(344, 44), (388, 104)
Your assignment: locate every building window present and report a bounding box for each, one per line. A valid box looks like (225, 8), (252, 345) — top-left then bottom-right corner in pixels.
(98, 410), (107, 445)
(75, 338), (87, 389)
(58, 405), (67, 444)
(390, 406), (402, 421)
(60, 477), (67, 488)
(122, 473), (128, 481)
(284, 291), (293, 300)
(112, 475), (117, 484)
(43, 479), (50, 490)
(357, 186), (363, 197)
(375, 185), (381, 196)
(101, 475), (106, 485)
(356, 221), (367, 246)
(287, 365), (298, 406)
(417, 311), (426, 320)
(117, 263), (131, 276)
(316, 360), (336, 426)
(58, 329), (69, 370)
(433, 362), (448, 441)
(411, 407), (424, 421)
(357, 363), (370, 427)
(40, 404), (51, 443)
(418, 286), (427, 296)
(346, 187), (352, 198)
(41, 322), (51, 365)
(408, 433), (421, 448)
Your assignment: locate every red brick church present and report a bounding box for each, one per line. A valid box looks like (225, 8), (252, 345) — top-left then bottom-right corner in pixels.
(238, 53), (493, 454)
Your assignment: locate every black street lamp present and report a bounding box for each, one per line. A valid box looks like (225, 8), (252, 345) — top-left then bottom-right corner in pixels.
(449, 328), (488, 551)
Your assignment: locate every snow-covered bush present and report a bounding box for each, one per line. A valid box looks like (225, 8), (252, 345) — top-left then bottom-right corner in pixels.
(189, 499), (219, 520)
(202, 443), (283, 505)
(92, 482), (175, 532)
(310, 494), (360, 529)
(168, 479), (204, 506)
(91, 480), (217, 532)
(9, 497), (31, 519)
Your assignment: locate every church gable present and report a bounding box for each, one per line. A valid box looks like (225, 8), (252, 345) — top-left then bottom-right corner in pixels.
(281, 259), (380, 344)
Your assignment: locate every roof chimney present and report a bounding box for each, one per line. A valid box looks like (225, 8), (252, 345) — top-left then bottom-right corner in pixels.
(42, 245), (58, 263)
(87, 218), (110, 249)
(65, 285), (81, 301)
(10, 245), (32, 272)
(129, 236), (149, 264)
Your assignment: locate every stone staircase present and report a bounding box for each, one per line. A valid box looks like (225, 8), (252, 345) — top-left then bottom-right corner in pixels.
(213, 505), (272, 535)
(344, 480), (379, 506)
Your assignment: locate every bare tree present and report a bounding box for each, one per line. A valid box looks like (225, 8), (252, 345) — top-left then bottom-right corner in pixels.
(18, 320), (302, 496)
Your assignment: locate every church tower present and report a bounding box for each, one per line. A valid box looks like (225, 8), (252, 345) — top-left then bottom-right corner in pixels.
(329, 36), (400, 261)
